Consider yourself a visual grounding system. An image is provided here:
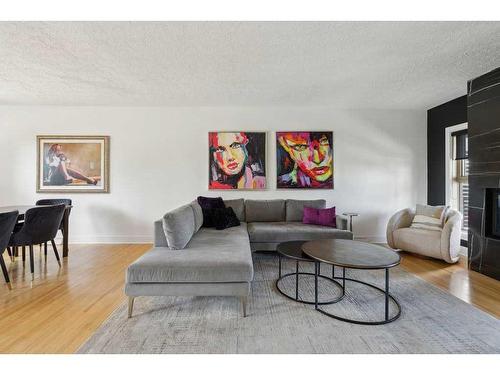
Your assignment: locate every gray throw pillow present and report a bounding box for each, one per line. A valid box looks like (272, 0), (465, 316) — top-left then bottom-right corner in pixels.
(162, 204), (195, 249)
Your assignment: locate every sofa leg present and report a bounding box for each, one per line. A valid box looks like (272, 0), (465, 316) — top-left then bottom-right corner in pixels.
(241, 296), (248, 317)
(128, 297), (135, 318)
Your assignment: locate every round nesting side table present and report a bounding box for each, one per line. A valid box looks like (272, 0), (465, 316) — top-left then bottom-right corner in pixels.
(276, 241), (344, 305)
(302, 239), (402, 325)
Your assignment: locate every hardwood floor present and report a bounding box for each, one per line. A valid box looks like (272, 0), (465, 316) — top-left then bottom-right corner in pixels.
(0, 243), (150, 354)
(399, 252), (500, 319)
(0, 244), (499, 353)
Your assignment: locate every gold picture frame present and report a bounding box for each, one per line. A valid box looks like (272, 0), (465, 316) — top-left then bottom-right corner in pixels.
(36, 135), (110, 193)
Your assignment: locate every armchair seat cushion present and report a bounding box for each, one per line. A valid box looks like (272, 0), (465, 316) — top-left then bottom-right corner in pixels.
(392, 227), (442, 258)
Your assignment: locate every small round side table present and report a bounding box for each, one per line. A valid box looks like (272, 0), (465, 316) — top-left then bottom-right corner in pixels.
(342, 212), (359, 232)
(276, 241), (344, 305)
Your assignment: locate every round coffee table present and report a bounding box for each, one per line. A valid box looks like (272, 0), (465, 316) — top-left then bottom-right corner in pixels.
(302, 239), (402, 325)
(276, 241), (344, 305)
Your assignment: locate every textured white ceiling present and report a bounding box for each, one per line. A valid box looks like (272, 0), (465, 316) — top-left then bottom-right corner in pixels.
(0, 22), (499, 108)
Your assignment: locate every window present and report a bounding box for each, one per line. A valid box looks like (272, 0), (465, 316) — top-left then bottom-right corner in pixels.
(451, 135), (468, 238)
(456, 159), (469, 232)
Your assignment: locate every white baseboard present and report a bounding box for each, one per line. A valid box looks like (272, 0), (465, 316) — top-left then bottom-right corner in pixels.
(61, 235), (386, 245)
(56, 235), (152, 244)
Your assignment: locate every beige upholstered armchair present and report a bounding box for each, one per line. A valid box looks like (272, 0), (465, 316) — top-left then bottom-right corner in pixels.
(386, 208), (463, 263)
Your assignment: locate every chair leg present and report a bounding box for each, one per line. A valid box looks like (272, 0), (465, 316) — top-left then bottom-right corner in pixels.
(0, 254), (12, 290)
(22, 246), (26, 262)
(8, 247), (14, 261)
(29, 245), (34, 281)
(128, 297), (135, 318)
(6, 247), (12, 260)
(44, 242), (47, 257)
(241, 296), (248, 317)
(51, 240), (61, 267)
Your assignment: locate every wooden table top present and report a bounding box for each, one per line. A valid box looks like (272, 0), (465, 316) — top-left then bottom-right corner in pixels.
(302, 239), (401, 270)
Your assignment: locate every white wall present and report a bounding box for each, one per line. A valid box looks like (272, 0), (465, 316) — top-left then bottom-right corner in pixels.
(0, 106), (426, 243)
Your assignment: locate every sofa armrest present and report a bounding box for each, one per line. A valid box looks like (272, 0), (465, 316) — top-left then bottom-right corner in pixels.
(154, 219), (168, 247)
(386, 208), (415, 249)
(440, 210), (463, 263)
(336, 215), (349, 231)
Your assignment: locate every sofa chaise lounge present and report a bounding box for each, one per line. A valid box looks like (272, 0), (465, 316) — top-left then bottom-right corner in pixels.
(125, 199), (353, 318)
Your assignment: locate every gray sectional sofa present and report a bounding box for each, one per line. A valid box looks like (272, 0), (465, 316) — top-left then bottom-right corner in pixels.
(125, 199), (353, 318)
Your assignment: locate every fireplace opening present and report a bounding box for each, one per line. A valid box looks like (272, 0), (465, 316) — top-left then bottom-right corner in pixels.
(485, 188), (500, 239)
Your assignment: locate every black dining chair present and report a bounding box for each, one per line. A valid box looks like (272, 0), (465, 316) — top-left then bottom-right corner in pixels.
(9, 205), (65, 281)
(36, 199), (72, 256)
(0, 210), (19, 290)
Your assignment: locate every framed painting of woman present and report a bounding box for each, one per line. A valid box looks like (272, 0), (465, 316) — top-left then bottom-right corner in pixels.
(36, 135), (110, 193)
(209, 131), (266, 190)
(276, 131), (334, 189)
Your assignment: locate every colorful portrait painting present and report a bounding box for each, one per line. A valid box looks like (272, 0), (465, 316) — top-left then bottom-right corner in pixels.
(37, 135), (110, 193)
(209, 132), (266, 190)
(276, 131), (333, 189)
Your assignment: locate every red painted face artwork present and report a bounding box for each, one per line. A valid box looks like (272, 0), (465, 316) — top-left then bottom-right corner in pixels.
(276, 132), (333, 189)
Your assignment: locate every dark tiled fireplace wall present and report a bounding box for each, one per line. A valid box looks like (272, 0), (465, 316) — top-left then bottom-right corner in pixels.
(427, 96), (467, 206)
(468, 67), (500, 281)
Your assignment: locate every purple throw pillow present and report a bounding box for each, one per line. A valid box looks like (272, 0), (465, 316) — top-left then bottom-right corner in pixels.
(197, 196), (225, 209)
(303, 206), (337, 228)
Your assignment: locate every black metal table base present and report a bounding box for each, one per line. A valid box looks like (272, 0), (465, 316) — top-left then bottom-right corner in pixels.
(313, 263), (401, 325)
(276, 271), (345, 305)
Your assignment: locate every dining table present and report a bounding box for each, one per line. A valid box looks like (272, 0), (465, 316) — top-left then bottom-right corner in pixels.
(0, 204), (72, 257)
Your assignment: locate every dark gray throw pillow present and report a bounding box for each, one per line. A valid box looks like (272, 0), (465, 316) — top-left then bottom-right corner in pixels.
(224, 198), (245, 222)
(215, 207), (240, 230)
(202, 207), (240, 230)
(197, 196), (227, 227)
(197, 196), (225, 209)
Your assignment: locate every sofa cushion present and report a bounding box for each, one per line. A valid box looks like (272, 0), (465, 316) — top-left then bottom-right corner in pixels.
(245, 199), (285, 222)
(286, 199), (326, 221)
(190, 200), (203, 232)
(393, 227), (441, 258)
(247, 221), (353, 243)
(127, 223), (253, 283)
(224, 198), (245, 222)
(162, 204), (196, 250)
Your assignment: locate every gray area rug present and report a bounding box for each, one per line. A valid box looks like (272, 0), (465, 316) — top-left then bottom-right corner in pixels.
(79, 253), (500, 354)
